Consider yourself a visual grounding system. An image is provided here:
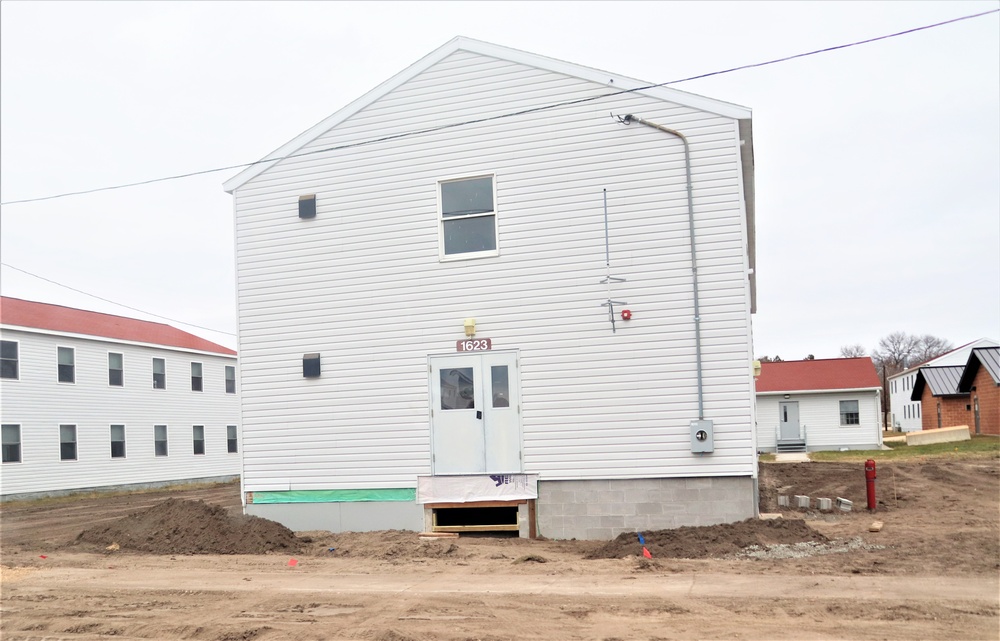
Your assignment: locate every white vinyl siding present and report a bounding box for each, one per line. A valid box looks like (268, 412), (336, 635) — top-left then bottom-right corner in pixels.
(232, 50), (755, 492)
(0, 328), (239, 496)
(756, 391), (881, 451)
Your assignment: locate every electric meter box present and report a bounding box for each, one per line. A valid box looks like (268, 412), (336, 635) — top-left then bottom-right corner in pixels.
(690, 419), (714, 453)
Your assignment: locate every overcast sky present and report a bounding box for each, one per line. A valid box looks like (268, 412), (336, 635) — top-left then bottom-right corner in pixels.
(2, 1), (997, 359)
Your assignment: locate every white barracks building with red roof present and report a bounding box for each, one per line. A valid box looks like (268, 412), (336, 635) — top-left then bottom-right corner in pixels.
(0, 297), (240, 498)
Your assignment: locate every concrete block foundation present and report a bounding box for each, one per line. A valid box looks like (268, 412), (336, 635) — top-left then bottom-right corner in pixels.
(536, 476), (756, 540)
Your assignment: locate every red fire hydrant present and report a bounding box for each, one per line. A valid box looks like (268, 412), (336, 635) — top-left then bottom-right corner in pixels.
(865, 459), (877, 512)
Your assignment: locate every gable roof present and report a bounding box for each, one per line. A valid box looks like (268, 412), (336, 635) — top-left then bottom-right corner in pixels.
(958, 347), (1000, 392)
(911, 366), (965, 400)
(755, 357), (881, 394)
(0, 297), (236, 356)
(222, 36), (753, 194)
(887, 338), (1000, 380)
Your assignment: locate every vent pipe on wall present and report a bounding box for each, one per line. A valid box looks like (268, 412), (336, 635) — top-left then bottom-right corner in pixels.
(617, 114), (705, 421)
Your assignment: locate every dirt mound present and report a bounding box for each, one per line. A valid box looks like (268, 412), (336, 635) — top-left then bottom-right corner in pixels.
(75, 498), (301, 555)
(586, 518), (827, 560)
(298, 529), (464, 560)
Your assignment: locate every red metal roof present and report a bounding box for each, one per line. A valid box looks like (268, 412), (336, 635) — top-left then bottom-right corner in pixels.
(0, 297), (236, 356)
(755, 357), (880, 393)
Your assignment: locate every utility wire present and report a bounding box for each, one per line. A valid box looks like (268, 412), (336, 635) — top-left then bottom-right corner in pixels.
(1, 8), (995, 207)
(1, 262), (237, 337)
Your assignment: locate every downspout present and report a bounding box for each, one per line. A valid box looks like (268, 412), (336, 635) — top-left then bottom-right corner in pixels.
(619, 114), (704, 420)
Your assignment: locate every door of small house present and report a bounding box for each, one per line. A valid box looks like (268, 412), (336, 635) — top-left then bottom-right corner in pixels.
(779, 401), (800, 441)
(430, 352), (522, 475)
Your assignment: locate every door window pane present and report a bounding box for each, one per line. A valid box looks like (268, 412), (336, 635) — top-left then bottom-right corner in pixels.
(491, 365), (510, 407)
(440, 367), (475, 410)
(110, 424), (126, 458)
(60, 424), (77, 461)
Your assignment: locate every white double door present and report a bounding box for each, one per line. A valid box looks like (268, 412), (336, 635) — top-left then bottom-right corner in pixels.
(430, 351), (522, 475)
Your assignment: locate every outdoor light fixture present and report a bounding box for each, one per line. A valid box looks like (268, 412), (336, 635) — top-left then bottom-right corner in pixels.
(783, 394), (791, 399)
(463, 318), (476, 337)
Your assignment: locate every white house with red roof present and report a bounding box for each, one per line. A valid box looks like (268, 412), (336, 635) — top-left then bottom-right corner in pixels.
(0, 297), (240, 498)
(755, 357), (882, 453)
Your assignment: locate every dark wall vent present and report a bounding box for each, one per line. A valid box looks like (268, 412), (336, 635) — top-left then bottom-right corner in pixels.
(303, 353), (321, 378)
(299, 194), (317, 219)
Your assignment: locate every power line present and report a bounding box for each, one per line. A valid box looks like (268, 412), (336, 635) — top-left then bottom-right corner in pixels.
(1, 8), (995, 207)
(1, 262), (237, 337)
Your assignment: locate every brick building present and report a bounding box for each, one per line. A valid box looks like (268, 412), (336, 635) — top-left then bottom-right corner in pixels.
(957, 347), (1000, 436)
(911, 347), (1000, 435)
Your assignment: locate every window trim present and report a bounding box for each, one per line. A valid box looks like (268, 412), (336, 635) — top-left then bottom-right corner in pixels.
(108, 352), (124, 387)
(59, 424), (78, 461)
(2, 424), (21, 464)
(191, 362), (203, 392)
(0, 339), (19, 380)
(437, 173), (499, 262)
(152, 357), (166, 390)
(57, 346), (75, 384)
(110, 424), (126, 459)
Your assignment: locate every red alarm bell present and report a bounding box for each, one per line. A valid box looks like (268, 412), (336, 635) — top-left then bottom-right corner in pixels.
(621, 309), (632, 321)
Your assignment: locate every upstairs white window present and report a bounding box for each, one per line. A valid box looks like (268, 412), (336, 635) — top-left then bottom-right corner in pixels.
(153, 358), (166, 389)
(191, 362), (203, 392)
(439, 175), (497, 259)
(1, 341), (18, 379)
(58, 347), (75, 383)
(225, 365), (236, 394)
(109, 353), (124, 387)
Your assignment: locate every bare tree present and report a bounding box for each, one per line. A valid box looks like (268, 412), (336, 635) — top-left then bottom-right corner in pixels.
(839, 344), (867, 358)
(871, 331), (922, 377)
(912, 334), (954, 365)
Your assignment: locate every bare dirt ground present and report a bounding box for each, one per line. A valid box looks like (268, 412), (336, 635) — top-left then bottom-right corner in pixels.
(2, 453), (998, 641)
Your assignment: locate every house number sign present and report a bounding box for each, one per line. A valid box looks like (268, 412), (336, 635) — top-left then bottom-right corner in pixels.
(456, 338), (492, 352)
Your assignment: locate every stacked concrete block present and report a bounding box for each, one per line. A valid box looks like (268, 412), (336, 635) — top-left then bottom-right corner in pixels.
(795, 495), (810, 509)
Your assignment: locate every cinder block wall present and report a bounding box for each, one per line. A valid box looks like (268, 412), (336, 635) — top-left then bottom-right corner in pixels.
(536, 476), (756, 540)
(971, 368), (999, 435)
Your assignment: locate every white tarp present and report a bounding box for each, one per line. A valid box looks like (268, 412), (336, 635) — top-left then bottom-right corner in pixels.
(416, 474), (539, 504)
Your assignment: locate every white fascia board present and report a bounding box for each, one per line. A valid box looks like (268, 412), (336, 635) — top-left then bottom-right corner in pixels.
(223, 36), (752, 194)
(0, 324), (237, 360)
(757, 387), (882, 396)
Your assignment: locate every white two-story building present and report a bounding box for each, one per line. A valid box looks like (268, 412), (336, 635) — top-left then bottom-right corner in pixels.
(224, 37), (759, 540)
(1, 296), (241, 498)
